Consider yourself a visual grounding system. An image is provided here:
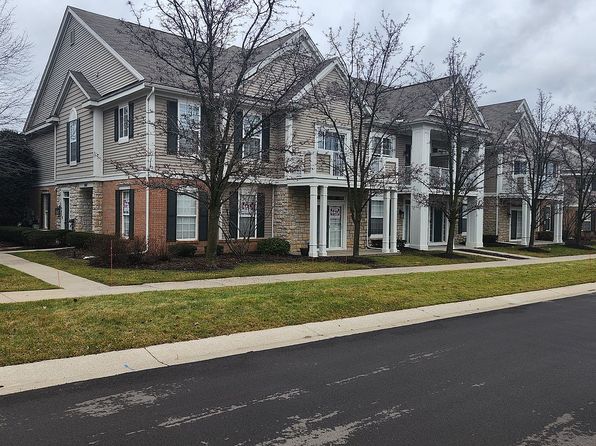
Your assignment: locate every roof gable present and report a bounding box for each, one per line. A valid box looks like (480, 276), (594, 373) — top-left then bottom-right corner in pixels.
(24, 9), (140, 132)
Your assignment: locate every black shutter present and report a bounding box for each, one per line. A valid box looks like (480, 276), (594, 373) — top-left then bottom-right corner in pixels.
(261, 115), (270, 162)
(166, 190), (177, 241)
(76, 118), (81, 163)
(198, 191), (209, 241)
(229, 191), (238, 239)
(256, 192), (265, 238)
(128, 189), (135, 239)
(128, 101), (135, 139)
(167, 100), (178, 154)
(65, 121), (70, 164)
(405, 144), (411, 166)
(114, 108), (119, 142)
(115, 190), (121, 236)
(234, 110), (243, 157)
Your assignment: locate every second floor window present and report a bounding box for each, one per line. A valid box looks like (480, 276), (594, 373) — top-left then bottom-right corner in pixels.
(243, 114), (262, 159)
(118, 104), (129, 141)
(317, 129), (345, 152)
(514, 160), (527, 175)
(179, 102), (201, 155)
(371, 136), (395, 157)
(67, 108), (79, 165)
(546, 161), (558, 176)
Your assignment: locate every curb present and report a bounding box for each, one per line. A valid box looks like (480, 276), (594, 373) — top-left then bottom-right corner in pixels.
(1, 282), (594, 396)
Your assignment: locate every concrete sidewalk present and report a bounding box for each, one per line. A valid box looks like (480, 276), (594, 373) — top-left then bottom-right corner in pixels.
(0, 252), (594, 303)
(1, 282), (594, 396)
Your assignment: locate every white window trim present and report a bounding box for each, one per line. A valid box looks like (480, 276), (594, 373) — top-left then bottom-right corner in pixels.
(238, 187), (257, 238)
(176, 190), (199, 241)
(370, 133), (397, 158)
(120, 189), (131, 239)
(315, 125), (350, 153)
(118, 103), (129, 144)
(178, 100), (201, 155)
(242, 113), (262, 160)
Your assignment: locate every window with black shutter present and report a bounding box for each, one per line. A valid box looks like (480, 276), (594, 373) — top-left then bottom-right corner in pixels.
(167, 100), (178, 154)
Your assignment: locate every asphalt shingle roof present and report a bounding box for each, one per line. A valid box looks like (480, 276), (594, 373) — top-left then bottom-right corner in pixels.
(478, 99), (525, 136)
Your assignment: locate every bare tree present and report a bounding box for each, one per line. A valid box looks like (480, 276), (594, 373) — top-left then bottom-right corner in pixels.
(504, 91), (566, 247)
(308, 14), (417, 256)
(116, 0), (316, 260)
(559, 106), (596, 245)
(0, 0), (32, 129)
(415, 39), (499, 256)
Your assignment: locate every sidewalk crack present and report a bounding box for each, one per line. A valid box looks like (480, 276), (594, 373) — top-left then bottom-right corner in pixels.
(144, 348), (169, 367)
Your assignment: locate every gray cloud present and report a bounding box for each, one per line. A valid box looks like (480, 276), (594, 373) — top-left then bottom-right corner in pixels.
(12, 0), (596, 114)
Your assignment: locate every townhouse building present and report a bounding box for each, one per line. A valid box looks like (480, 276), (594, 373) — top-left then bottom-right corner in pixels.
(25, 7), (510, 256)
(480, 100), (565, 245)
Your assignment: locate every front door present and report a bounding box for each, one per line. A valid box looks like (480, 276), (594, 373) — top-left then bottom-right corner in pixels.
(327, 205), (343, 249)
(430, 207), (445, 243)
(41, 193), (50, 229)
(510, 209), (522, 240)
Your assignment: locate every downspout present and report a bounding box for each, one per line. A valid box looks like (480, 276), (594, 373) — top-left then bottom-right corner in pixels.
(142, 87), (156, 253)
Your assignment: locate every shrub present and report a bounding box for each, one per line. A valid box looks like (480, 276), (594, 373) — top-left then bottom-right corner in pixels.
(536, 231), (554, 241)
(483, 234), (499, 245)
(168, 243), (197, 257)
(0, 226), (33, 244)
(22, 229), (68, 248)
(64, 231), (100, 250)
(89, 236), (146, 267)
(396, 239), (406, 250)
(256, 237), (291, 256)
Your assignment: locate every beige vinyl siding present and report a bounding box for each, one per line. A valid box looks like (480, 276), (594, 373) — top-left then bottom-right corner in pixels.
(484, 150), (498, 193)
(28, 129), (55, 184)
(29, 15), (137, 128)
(55, 83), (93, 180)
(103, 97), (147, 176)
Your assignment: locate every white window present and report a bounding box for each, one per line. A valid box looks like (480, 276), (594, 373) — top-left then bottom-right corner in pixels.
(118, 104), (129, 142)
(371, 136), (395, 157)
(176, 193), (198, 240)
(239, 193), (257, 237)
(317, 128), (345, 152)
(369, 198), (384, 235)
(546, 161), (558, 176)
(121, 190), (131, 238)
(514, 160), (527, 175)
(179, 101), (201, 155)
(243, 114), (262, 159)
(68, 108), (78, 164)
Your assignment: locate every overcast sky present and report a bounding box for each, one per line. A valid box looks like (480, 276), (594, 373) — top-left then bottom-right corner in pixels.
(12, 0), (596, 112)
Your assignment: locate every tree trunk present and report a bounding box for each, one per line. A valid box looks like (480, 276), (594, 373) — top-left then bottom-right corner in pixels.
(352, 210), (362, 257)
(446, 213), (457, 257)
(528, 209), (537, 248)
(206, 205), (221, 262)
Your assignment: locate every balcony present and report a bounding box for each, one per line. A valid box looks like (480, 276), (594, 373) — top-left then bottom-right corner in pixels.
(286, 150), (398, 186)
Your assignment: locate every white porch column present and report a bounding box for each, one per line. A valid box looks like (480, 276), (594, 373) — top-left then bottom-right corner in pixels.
(92, 109), (104, 177)
(521, 200), (530, 246)
(390, 191), (398, 252)
(409, 124), (431, 250)
(553, 202), (563, 243)
(309, 185), (319, 257)
(318, 185), (328, 256)
(382, 190), (391, 253)
(466, 198), (484, 248)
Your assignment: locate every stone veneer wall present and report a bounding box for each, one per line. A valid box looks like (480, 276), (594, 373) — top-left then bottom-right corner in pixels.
(55, 182), (102, 232)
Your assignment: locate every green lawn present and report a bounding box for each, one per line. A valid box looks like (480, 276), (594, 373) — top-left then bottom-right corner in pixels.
(0, 259), (593, 366)
(483, 244), (595, 258)
(0, 264), (57, 292)
(13, 250), (493, 286)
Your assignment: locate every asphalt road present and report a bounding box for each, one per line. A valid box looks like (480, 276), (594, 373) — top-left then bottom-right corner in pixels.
(1, 293), (596, 445)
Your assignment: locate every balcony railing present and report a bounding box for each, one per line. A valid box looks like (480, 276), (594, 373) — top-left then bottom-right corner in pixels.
(429, 166), (450, 189)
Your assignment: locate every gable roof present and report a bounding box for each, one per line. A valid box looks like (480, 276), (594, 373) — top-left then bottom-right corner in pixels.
(381, 77), (453, 122)
(50, 71), (101, 117)
(478, 99), (526, 137)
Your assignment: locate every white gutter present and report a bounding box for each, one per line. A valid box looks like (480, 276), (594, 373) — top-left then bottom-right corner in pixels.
(143, 87), (156, 253)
